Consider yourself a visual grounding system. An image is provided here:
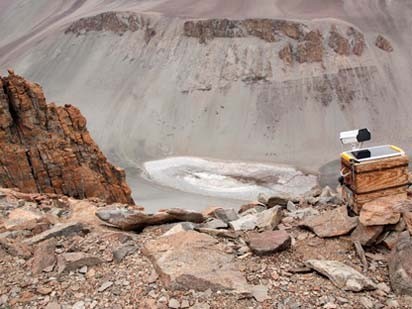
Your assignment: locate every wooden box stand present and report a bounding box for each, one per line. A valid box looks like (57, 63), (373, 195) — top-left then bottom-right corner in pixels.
(341, 154), (409, 214)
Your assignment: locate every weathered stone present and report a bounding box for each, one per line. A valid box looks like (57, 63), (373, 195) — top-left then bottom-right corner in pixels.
(163, 222), (195, 236)
(300, 206), (358, 237)
(195, 228), (238, 239)
(403, 212), (412, 235)
(0, 238), (32, 258)
(238, 202), (265, 214)
(296, 30), (324, 63)
(328, 26), (350, 56)
(23, 222), (85, 245)
(98, 281), (113, 292)
(267, 194), (291, 207)
(360, 196), (402, 226)
(96, 206), (205, 231)
(255, 206), (283, 230)
(306, 259), (376, 291)
(279, 44), (293, 65)
(375, 34), (394, 52)
(229, 214), (257, 231)
(4, 208), (43, 231)
(201, 218), (228, 229)
(142, 231), (251, 293)
(57, 252), (102, 273)
(347, 26), (366, 56)
(286, 201), (297, 212)
(288, 207), (319, 219)
(0, 72), (133, 204)
(351, 224), (384, 246)
(112, 243), (138, 262)
(168, 298), (180, 309)
(383, 232), (400, 250)
(32, 238), (57, 273)
(211, 208), (238, 223)
(388, 231), (412, 295)
(250, 285), (270, 302)
(247, 230), (291, 255)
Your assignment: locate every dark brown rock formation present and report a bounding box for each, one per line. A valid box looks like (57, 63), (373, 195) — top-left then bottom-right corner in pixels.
(375, 34), (394, 52)
(296, 30), (324, 63)
(279, 44), (294, 65)
(183, 19), (304, 44)
(347, 27), (366, 56)
(0, 71), (133, 204)
(328, 26), (350, 56)
(65, 12), (152, 37)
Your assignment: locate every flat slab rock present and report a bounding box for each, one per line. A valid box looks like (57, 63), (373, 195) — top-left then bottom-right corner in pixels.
(247, 230), (291, 255)
(360, 196), (402, 226)
(306, 259), (376, 292)
(23, 222), (85, 245)
(142, 230), (252, 294)
(96, 207), (205, 231)
(57, 252), (103, 273)
(388, 231), (412, 296)
(300, 206), (358, 238)
(351, 223), (384, 246)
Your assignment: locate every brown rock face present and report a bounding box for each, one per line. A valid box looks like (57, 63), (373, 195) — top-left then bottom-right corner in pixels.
(375, 34), (394, 52)
(65, 12), (152, 37)
(328, 26), (350, 56)
(279, 44), (294, 65)
(183, 19), (304, 44)
(0, 72), (133, 204)
(296, 30), (324, 63)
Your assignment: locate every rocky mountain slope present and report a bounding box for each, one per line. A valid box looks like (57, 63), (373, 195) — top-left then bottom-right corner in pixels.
(0, 71), (133, 204)
(1, 0), (411, 173)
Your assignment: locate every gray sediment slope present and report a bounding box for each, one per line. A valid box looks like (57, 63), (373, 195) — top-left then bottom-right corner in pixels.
(0, 0), (411, 179)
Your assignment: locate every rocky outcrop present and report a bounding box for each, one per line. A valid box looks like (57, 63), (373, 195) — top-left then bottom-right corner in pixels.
(375, 34), (394, 52)
(65, 12), (153, 37)
(184, 19), (366, 65)
(183, 19), (305, 44)
(296, 30), (324, 63)
(328, 26), (350, 56)
(0, 71), (133, 204)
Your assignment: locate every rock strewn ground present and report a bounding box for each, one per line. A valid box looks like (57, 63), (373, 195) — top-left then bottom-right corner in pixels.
(0, 71), (133, 204)
(1, 187), (412, 308)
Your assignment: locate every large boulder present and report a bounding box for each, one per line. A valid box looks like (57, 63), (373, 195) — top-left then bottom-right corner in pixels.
(300, 206), (358, 238)
(96, 206), (205, 231)
(142, 231), (251, 293)
(388, 231), (412, 295)
(247, 230), (291, 255)
(0, 71), (133, 204)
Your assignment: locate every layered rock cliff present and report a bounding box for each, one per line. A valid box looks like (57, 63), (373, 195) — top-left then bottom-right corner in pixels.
(0, 70), (133, 204)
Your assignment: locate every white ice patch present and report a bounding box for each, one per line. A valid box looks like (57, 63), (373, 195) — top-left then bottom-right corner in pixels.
(143, 157), (318, 201)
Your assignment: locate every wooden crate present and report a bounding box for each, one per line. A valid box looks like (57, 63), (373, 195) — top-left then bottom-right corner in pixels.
(341, 155), (409, 214)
